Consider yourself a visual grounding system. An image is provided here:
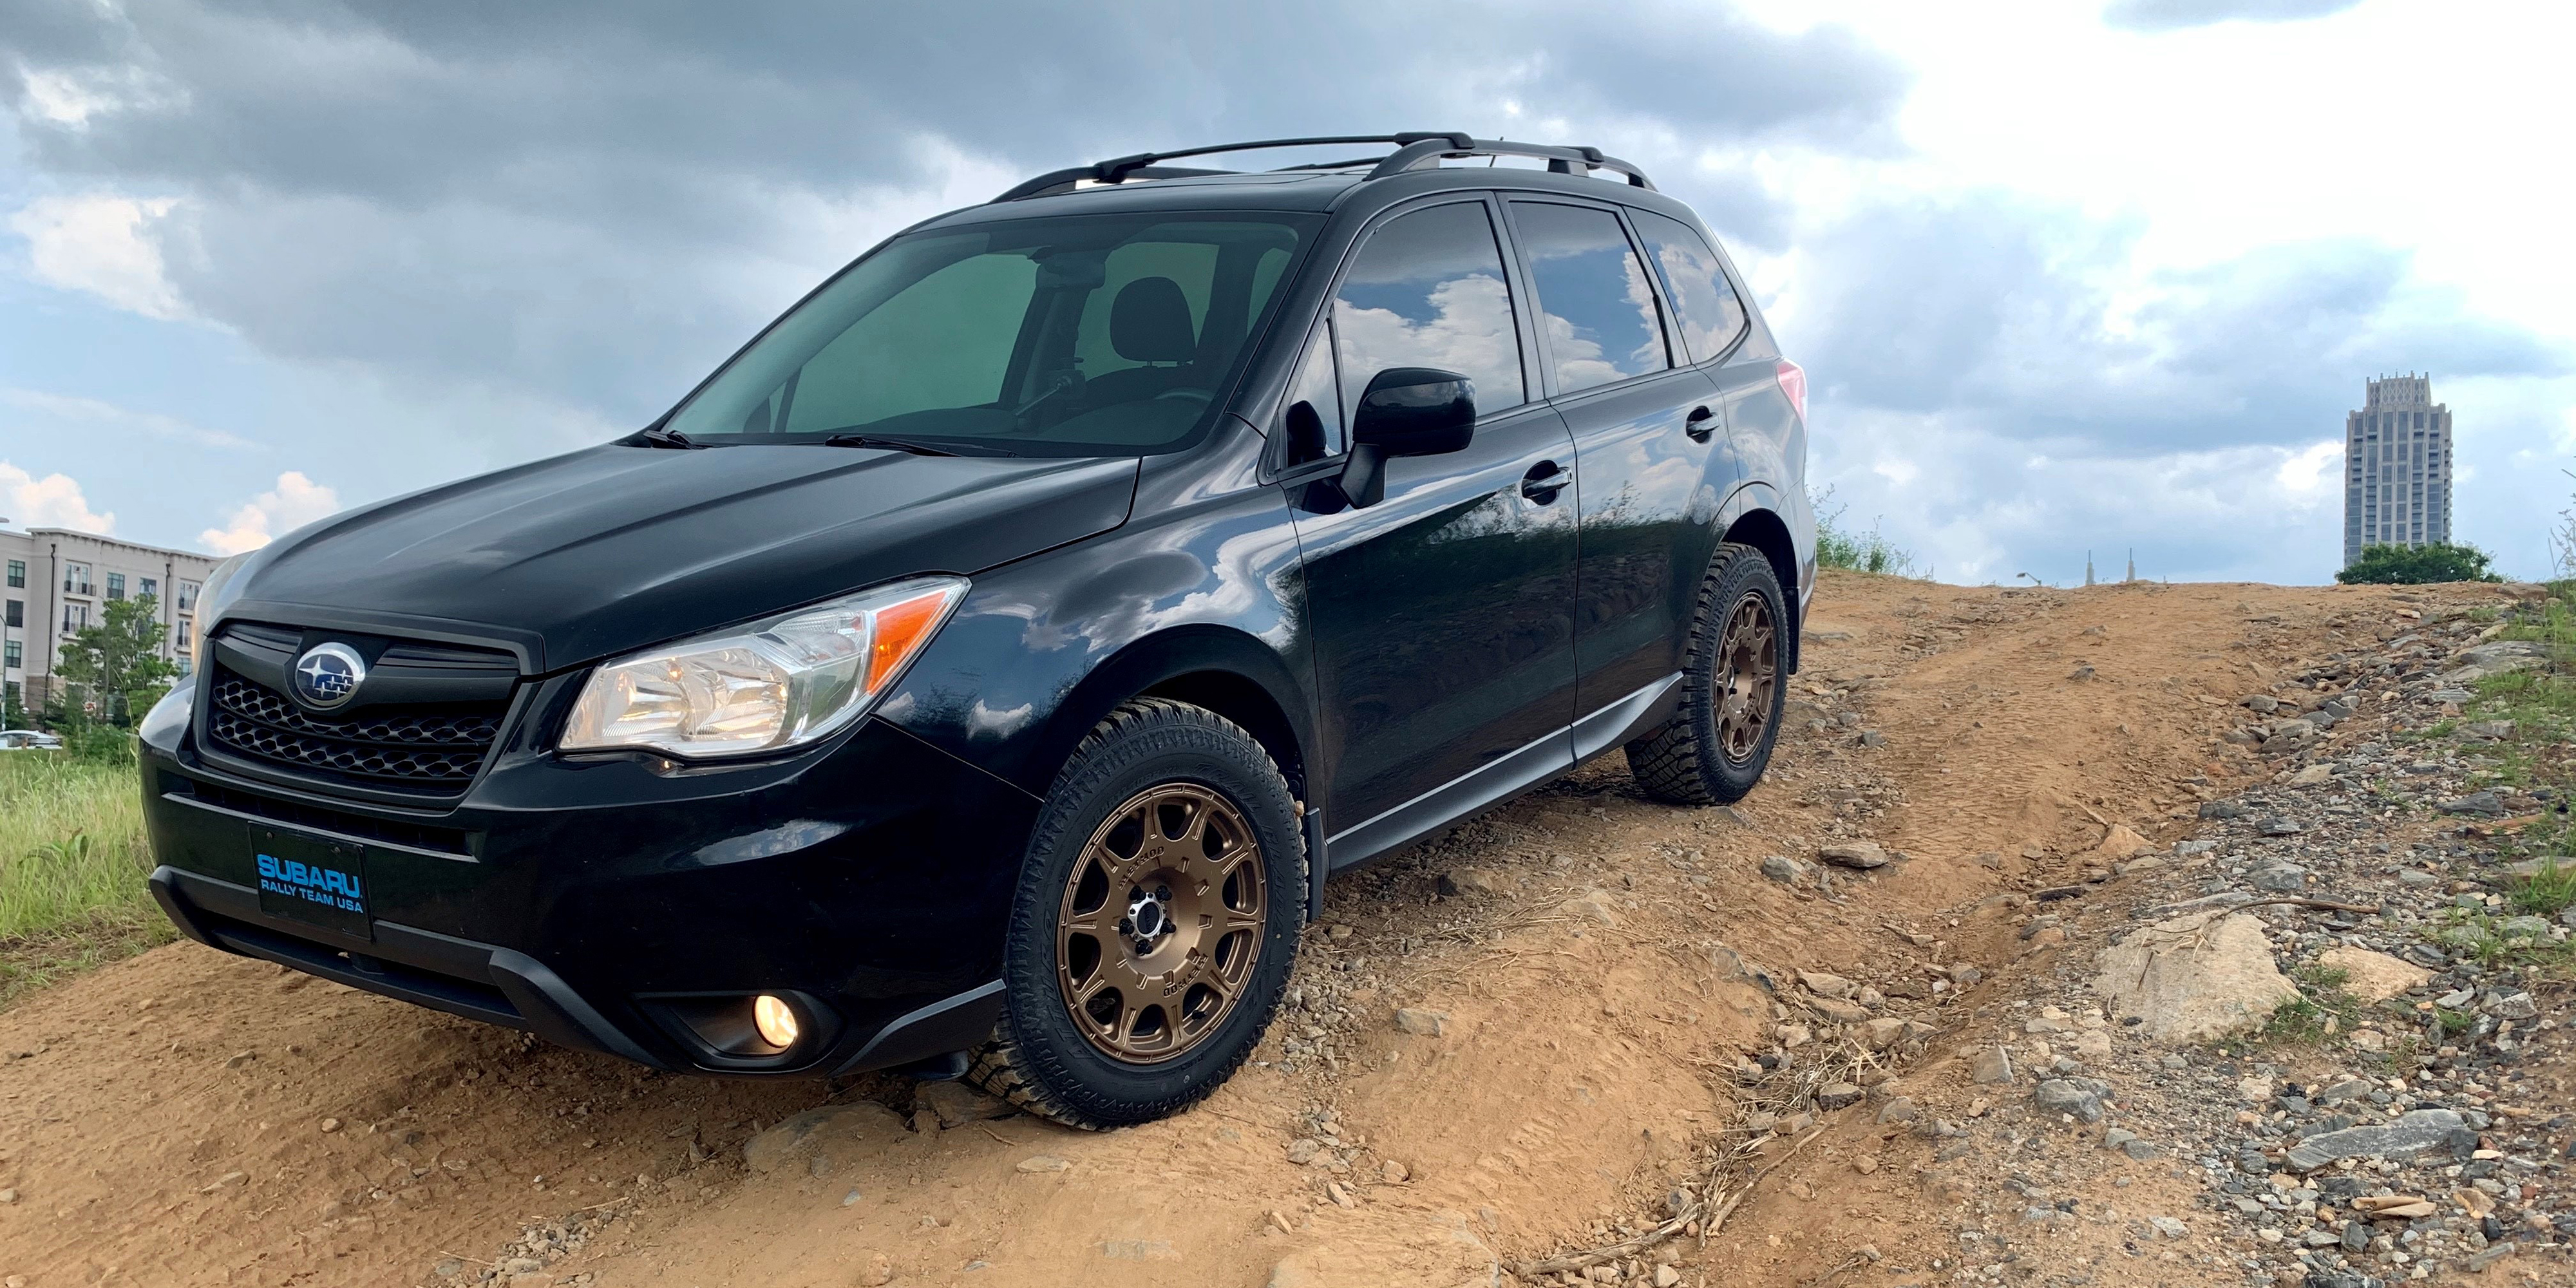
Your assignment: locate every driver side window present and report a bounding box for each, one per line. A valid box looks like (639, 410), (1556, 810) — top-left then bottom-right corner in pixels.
(1280, 321), (1345, 466)
(1329, 201), (1527, 426)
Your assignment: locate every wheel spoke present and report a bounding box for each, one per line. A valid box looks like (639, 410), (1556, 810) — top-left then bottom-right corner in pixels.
(1056, 780), (1266, 1065)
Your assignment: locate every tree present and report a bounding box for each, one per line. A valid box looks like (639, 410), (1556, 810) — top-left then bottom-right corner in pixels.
(2335, 542), (2503, 586)
(53, 593), (181, 726)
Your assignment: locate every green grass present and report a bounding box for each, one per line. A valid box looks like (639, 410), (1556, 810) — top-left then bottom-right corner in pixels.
(2257, 964), (2367, 1048)
(2511, 859), (2576, 918)
(0, 744), (172, 1005)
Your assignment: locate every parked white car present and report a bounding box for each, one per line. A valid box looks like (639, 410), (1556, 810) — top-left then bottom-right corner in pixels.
(0, 729), (63, 750)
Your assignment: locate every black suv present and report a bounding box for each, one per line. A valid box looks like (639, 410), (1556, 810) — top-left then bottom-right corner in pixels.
(140, 134), (1813, 1127)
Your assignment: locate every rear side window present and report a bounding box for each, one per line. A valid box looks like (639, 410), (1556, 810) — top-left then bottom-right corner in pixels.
(1630, 211), (1748, 363)
(1510, 202), (1670, 395)
(1331, 202), (1527, 421)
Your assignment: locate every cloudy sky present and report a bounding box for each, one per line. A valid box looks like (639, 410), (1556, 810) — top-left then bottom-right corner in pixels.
(1, 0), (2568, 583)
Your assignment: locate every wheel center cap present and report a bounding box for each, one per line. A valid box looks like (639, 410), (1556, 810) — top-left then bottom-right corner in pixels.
(1130, 897), (1166, 938)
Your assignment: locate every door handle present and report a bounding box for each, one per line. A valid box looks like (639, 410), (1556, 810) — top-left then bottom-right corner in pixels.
(1684, 405), (1717, 441)
(1520, 462), (1573, 502)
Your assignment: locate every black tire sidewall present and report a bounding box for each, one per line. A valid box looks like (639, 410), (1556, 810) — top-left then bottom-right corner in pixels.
(1689, 549), (1789, 801)
(999, 706), (1302, 1121)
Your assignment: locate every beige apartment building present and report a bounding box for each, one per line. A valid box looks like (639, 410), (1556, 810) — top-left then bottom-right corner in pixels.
(0, 526), (222, 719)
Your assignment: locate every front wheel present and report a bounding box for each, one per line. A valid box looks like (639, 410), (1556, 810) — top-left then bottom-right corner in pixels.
(1625, 542), (1788, 804)
(968, 699), (1305, 1128)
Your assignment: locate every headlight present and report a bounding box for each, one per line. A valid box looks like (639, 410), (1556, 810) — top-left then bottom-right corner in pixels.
(560, 576), (966, 759)
(192, 551), (251, 676)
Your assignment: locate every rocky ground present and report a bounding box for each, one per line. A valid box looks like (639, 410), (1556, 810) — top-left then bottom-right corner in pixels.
(0, 572), (2566, 1288)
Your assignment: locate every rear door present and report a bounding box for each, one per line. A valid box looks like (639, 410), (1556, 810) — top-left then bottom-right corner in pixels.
(1283, 196), (1582, 853)
(1504, 199), (1736, 724)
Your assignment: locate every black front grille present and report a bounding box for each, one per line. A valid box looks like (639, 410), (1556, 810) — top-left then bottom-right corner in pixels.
(205, 667), (509, 795)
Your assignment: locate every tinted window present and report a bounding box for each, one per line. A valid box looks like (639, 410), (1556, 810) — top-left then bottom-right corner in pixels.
(1332, 202), (1526, 422)
(1631, 210), (1748, 362)
(1511, 202), (1669, 394)
(663, 213), (1314, 455)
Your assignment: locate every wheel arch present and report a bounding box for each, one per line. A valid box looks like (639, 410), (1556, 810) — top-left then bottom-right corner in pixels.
(1718, 498), (1802, 674)
(1032, 625), (1313, 806)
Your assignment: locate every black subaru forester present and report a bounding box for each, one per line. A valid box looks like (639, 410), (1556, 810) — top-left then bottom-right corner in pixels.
(140, 133), (1813, 1128)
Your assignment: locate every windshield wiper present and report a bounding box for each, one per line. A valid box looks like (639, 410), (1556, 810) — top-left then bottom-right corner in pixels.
(821, 433), (1014, 458)
(634, 427), (701, 450)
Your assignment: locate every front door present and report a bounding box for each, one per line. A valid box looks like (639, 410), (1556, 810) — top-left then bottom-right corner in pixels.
(1285, 196), (1581, 857)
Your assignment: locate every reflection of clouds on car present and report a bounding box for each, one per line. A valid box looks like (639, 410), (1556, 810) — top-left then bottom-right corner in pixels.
(1333, 274), (1520, 417)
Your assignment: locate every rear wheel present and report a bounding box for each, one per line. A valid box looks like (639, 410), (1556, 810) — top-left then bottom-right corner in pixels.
(969, 699), (1303, 1128)
(1625, 542), (1788, 804)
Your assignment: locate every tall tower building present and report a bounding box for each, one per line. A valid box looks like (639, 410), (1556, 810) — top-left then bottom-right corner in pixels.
(2342, 374), (2453, 568)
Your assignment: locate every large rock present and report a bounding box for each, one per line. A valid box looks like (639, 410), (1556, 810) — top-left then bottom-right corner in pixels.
(2284, 1110), (2473, 1172)
(2093, 912), (2298, 1042)
(743, 1102), (906, 1173)
(1818, 842), (1890, 869)
(2085, 824), (2152, 862)
(2317, 947), (2431, 1003)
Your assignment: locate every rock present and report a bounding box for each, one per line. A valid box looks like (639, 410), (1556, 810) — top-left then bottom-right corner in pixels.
(2435, 791), (2505, 816)
(2033, 1078), (2108, 1123)
(2257, 817), (2304, 837)
(2248, 858), (2309, 893)
(2287, 764), (2334, 787)
(914, 1080), (1012, 1130)
(1759, 855), (1810, 884)
(2240, 694), (2279, 713)
(1876, 1097), (1919, 1124)
(1860, 1018), (1908, 1052)
(1392, 1007), (1449, 1037)
(1558, 890), (1623, 926)
(1013, 1155), (1072, 1174)
(2316, 947), (2430, 1003)
(2070, 1030), (2112, 1062)
(1969, 1046), (2015, 1085)
(2093, 911), (2300, 1042)
(2198, 799), (2248, 820)
(1709, 943), (1777, 991)
(2453, 639), (2550, 677)
(859, 1253), (896, 1285)
(2145, 1216), (2189, 1240)
(1815, 1082), (1864, 1111)
(2490, 991), (2539, 1019)
(1818, 842), (1889, 869)
(2496, 918), (2552, 943)
(741, 1103), (905, 1174)
(1379, 1159), (1408, 1184)
(2086, 824), (2152, 862)
(1797, 971), (1859, 999)
(1435, 868), (1504, 898)
(2284, 1110), (2468, 1171)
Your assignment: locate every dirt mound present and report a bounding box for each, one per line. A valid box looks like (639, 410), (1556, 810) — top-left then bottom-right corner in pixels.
(1, 573), (2548, 1287)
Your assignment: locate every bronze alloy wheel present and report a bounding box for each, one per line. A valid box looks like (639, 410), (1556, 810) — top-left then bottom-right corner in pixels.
(1054, 782), (1267, 1063)
(1714, 589), (1778, 764)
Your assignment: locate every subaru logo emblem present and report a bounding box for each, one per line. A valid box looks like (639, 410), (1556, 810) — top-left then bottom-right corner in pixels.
(289, 642), (367, 710)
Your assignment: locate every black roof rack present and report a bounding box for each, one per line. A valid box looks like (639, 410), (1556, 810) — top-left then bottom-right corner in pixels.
(989, 133), (1653, 202)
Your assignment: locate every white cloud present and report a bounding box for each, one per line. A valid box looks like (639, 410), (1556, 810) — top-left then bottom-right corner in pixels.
(200, 471), (340, 555)
(0, 462), (117, 535)
(2272, 439), (2343, 498)
(8, 194), (189, 319)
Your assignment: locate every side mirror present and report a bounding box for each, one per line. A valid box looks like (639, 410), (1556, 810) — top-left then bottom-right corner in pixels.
(1334, 368), (1474, 509)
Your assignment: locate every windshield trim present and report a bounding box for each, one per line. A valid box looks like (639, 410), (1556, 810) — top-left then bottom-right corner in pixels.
(634, 208), (1325, 460)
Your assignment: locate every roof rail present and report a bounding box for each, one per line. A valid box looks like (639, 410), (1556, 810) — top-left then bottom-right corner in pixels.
(989, 133), (1652, 202)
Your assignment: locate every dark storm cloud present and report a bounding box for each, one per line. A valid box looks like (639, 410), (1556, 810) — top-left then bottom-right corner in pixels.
(1788, 191), (2567, 455)
(2101, 0), (2364, 32)
(0, 1), (1904, 422)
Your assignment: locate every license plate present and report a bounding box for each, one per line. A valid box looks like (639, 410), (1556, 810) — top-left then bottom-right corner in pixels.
(252, 826), (372, 940)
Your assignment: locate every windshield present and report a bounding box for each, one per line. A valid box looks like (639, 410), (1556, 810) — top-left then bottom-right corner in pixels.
(661, 212), (1318, 455)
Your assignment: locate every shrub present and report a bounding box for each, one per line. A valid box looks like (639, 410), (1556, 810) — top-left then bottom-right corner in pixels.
(2336, 542), (2503, 585)
(1812, 486), (1918, 576)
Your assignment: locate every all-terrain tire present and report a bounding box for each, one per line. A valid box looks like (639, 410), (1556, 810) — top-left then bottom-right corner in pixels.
(967, 699), (1305, 1128)
(1625, 542), (1790, 805)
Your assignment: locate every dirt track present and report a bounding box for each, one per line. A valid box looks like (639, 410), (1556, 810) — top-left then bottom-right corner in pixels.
(0, 571), (2493, 1287)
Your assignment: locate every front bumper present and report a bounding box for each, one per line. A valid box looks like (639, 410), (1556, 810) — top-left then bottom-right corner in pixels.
(140, 701), (1039, 1076)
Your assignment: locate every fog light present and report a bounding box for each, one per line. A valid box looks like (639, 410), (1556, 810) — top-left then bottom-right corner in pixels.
(753, 994), (800, 1048)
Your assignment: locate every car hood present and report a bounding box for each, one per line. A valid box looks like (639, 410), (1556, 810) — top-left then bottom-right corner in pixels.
(224, 444), (1139, 671)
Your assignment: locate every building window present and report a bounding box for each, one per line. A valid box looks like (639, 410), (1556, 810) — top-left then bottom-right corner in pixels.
(107, 571), (126, 600)
(62, 603), (89, 634)
(141, 576), (158, 600)
(64, 562), (91, 595)
(178, 618), (193, 649)
(4, 560), (21, 589)
(3, 599), (17, 629)
(175, 654), (192, 678)
(2, 640), (17, 670)
(178, 581), (200, 611)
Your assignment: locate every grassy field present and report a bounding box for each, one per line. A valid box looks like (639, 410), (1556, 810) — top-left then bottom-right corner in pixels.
(0, 744), (173, 1005)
